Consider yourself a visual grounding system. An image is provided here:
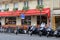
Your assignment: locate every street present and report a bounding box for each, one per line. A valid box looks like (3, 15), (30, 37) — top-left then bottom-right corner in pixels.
(0, 33), (60, 40)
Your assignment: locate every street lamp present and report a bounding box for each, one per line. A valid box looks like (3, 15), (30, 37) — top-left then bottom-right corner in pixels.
(39, 5), (43, 25)
(40, 9), (42, 24)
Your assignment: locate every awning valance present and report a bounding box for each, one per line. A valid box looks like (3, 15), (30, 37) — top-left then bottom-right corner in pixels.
(0, 8), (50, 17)
(0, 10), (21, 17)
(24, 8), (50, 17)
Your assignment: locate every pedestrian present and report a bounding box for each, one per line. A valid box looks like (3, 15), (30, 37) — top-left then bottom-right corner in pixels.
(40, 22), (46, 28)
(14, 26), (19, 35)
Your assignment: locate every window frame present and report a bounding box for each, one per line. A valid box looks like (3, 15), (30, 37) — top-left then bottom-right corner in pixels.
(37, 0), (43, 5)
(24, 0), (28, 7)
(5, 17), (16, 25)
(14, 2), (18, 8)
(0, 5), (2, 10)
(21, 16), (31, 25)
(5, 4), (9, 9)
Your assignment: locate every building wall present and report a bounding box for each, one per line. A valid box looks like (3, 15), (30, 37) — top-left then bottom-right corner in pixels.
(52, 16), (56, 30)
(52, 0), (60, 30)
(29, 0), (37, 9)
(0, 0), (60, 10)
(0, 0), (53, 26)
(9, 3), (13, 11)
(0, 0), (54, 11)
(18, 2), (24, 10)
(16, 17), (21, 26)
(1, 17), (5, 26)
(43, 0), (53, 9)
(16, 16), (37, 26)
(31, 16), (37, 26)
(53, 0), (60, 8)
(0, 0), (60, 28)
(1, 4), (5, 12)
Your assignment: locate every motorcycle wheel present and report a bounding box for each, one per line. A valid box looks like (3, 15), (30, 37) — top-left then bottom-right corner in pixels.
(39, 31), (42, 37)
(28, 31), (32, 36)
(46, 32), (49, 37)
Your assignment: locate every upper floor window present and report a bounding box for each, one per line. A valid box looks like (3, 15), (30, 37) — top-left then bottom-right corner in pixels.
(5, 4), (9, 9)
(24, 0), (28, 7)
(14, 3), (18, 8)
(0, 5), (2, 10)
(37, 0), (43, 5)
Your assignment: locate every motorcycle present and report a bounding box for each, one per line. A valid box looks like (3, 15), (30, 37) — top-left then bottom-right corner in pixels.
(46, 27), (54, 37)
(38, 27), (46, 36)
(28, 26), (36, 36)
(54, 26), (60, 37)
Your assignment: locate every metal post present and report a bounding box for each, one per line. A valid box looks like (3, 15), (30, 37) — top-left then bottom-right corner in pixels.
(40, 10), (41, 24)
(51, 10), (53, 30)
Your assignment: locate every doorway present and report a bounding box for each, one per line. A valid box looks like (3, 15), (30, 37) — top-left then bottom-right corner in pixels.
(37, 15), (47, 25)
(55, 16), (60, 28)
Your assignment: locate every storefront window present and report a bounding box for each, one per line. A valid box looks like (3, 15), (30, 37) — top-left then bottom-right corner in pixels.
(37, 15), (47, 25)
(5, 17), (16, 25)
(21, 16), (31, 25)
(55, 16), (60, 28)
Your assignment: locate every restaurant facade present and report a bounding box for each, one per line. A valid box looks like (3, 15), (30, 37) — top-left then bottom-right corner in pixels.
(0, 0), (51, 29)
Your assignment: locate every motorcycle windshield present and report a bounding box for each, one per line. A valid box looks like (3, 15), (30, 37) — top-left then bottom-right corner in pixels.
(40, 28), (44, 30)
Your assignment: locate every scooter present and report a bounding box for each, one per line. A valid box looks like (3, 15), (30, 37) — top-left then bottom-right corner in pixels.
(27, 26), (31, 34)
(46, 27), (54, 37)
(28, 26), (36, 36)
(38, 27), (46, 36)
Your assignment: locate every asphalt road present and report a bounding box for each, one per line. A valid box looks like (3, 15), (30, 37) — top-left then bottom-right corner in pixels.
(0, 33), (60, 40)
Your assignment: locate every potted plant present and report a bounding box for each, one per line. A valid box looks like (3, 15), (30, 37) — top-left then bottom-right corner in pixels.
(4, 8), (9, 11)
(36, 5), (44, 10)
(23, 6), (29, 11)
(13, 8), (18, 11)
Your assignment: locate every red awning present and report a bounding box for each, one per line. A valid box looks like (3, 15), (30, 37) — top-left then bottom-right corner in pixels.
(0, 10), (21, 17)
(24, 8), (50, 17)
(0, 8), (50, 17)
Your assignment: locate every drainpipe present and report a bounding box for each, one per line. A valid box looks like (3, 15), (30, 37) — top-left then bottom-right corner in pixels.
(50, 10), (53, 30)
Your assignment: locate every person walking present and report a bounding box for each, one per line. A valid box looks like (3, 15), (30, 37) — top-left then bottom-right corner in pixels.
(14, 26), (19, 35)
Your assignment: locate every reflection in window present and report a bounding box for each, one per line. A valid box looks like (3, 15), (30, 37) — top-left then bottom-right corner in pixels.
(21, 16), (31, 25)
(14, 3), (18, 8)
(24, 0), (28, 7)
(5, 17), (16, 25)
(5, 4), (9, 9)
(0, 5), (2, 11)
(37, 0), (43, 5)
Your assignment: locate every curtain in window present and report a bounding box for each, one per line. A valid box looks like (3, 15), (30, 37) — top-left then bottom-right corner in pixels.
(0, 5), (2, 10)
(24, 0), (28, 7)
(14, 3), (18, 8)
(5, 4), (9, 9)
(37, 0), (43, 5)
